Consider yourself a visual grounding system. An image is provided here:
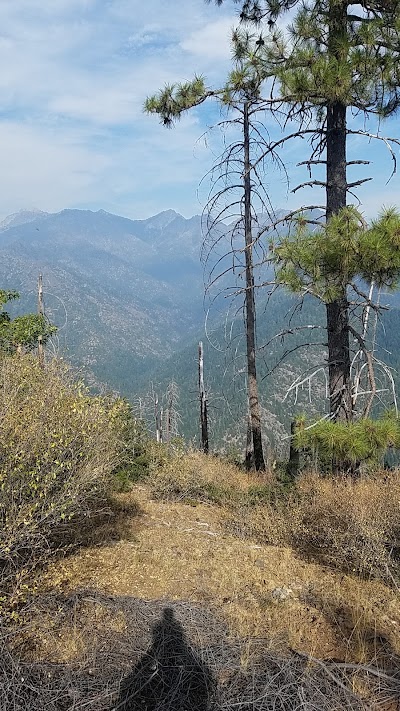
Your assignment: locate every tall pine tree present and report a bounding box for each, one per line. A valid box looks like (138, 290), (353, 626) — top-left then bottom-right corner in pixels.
(211, 0), (400, 420)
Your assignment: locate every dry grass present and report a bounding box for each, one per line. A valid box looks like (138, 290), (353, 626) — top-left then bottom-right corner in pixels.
(235, 471), (400, 584)
(6, 594), (398, 711)
(150, 453), (400, 584)
(39, 476), (400, 665)
(5, 451), (400, 709)
(148, 449), (275, 504)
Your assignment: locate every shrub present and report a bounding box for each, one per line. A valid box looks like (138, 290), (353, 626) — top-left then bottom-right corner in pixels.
(148, 450), (275, 506)
(291, 473), (400, 582)
(0, 355), (123, 610)
(109, 400), (153, 487)
(294, 414), (400, 471)
(240, 471), (400, 584)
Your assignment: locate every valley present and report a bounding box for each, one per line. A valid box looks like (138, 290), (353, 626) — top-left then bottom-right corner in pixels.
(1, 206), (399, 452)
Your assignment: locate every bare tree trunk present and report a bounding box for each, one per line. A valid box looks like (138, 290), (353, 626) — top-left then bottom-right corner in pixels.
(198, 341), (209, 453)
(155, 394), (162, 443)
(37, 273), (44, 368)
(325, 1), (352, 422)
(244, 102), (265, 471)
(245, 402), (253, 471)
(165, 381), (180, 442)
(166, 402), (171, 443)
(159, 407), (163, 444)
(288, 420), (300, 479)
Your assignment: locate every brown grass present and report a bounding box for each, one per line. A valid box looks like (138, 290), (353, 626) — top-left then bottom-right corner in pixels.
(38, 461), (400, 665)
(3, 450), (398, 711)
(8, 594), (396, 711)
(235, 471), (400, 584)
(147, 450), (269, 504)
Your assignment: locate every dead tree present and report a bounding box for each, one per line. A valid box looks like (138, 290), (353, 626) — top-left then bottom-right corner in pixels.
(145, 61), (282, 469)
(37, 274), (44, 368)
(198, 341), (209, 453)
(164, 380), (181, 442)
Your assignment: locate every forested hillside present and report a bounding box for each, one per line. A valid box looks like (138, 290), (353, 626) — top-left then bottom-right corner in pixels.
(0, 207), (206, 385)
(140, 289), (400, 451)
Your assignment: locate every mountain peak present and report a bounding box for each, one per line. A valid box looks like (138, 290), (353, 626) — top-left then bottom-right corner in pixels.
(0, 208), (48, 231)
(145, 209), (182, 230)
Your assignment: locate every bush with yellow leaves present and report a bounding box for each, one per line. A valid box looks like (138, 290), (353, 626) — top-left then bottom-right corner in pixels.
(0, 355), (124, 610)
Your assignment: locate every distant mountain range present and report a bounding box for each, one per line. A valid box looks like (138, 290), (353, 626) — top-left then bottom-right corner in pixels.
(1, 207), (399, 451)
(0, 206), (210, 391)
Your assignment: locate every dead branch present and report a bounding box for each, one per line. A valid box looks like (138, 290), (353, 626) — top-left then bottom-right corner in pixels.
(292, 180), (327, 193)
(349, 325), (377, 417)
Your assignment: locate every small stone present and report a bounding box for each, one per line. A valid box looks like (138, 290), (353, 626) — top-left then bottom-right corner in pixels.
(271, 586), (293, 602)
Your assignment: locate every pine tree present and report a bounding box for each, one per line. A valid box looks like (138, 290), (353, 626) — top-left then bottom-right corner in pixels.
(210, 0), (400, 420)
(145, 63), (269, 470)
(274, 205), (400, 416)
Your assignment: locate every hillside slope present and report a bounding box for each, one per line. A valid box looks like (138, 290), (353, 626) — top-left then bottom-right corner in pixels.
(0, 207), (208, 388)
(3, 207), (400, 450)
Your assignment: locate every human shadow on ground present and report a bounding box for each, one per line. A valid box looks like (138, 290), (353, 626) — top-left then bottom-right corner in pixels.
(115, 607), (214, 711)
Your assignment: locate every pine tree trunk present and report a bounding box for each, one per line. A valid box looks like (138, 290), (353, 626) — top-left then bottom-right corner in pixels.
(245, 400), (254, 471)
(244, 102), (265, 470)
(326, 1), (352, 421)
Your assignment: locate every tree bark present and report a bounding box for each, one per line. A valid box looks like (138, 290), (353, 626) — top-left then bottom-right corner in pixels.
(155, 394), (162, 443)
(198, 341), (209, 454)
(288, 420), (300, 479)
(325, 0), (352, 421)
(245, 402), (254, 471)
(244, 102), (265, 470)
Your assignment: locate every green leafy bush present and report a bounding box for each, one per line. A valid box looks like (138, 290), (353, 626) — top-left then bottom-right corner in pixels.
(110, 401), (153, 488)
(0, 289), (56, 353)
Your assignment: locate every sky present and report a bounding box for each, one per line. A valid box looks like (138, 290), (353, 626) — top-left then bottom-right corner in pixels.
(0, 0), (399, 222)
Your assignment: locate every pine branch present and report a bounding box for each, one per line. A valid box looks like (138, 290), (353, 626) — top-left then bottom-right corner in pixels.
(350, 282), (389, 311)
(297, 159), (327, 166)
(347, 130), (400, 179)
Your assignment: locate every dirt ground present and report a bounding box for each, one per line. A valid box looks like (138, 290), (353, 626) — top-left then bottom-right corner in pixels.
(40, 484), (400, 665)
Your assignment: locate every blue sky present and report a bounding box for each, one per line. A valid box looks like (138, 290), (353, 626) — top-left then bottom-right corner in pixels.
(0, 0), (399, 221)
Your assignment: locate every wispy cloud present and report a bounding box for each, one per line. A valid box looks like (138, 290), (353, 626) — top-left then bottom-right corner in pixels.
(0, 0), (237, 219)
(180, 17), (235, 61)
(0, 0), (398, 221)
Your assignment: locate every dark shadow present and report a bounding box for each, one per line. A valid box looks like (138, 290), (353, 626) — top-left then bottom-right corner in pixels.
(116, 607), (214, 711)
(53, 494), (144, 550)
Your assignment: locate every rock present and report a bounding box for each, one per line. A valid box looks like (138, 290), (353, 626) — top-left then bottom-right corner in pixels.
(271, 586), (293, 602)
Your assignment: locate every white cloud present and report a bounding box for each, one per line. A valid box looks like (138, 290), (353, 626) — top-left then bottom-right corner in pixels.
(0, 0), (240, 219)
(0, 121), (109, 216)
(181, 17), (236, 61)
(0, 0), (398, 222)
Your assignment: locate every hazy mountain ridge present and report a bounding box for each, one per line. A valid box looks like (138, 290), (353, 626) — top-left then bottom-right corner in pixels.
(0, 208), (48, 231)
(0, 207), (208, 391)
(2, 206), (399, 449)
